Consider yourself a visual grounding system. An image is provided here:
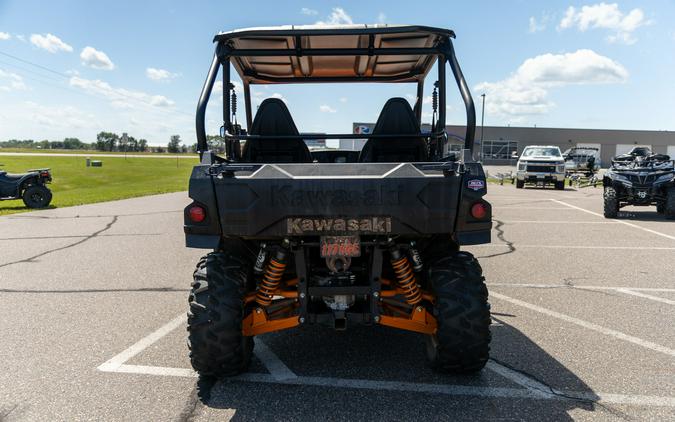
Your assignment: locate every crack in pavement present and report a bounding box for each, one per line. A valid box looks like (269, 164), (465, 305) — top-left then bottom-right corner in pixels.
(0, 287), (189, 294)
(477, 219), (516, 259)
(0, 215), (118, 269)
(4, 209), (182, 220)
(176, 377), (216, 422)
(0, 233), (163, 241)
(489, 358), (633, 420)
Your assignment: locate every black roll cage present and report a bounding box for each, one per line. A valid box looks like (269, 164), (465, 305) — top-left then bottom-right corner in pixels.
(195, 30), (476, 160)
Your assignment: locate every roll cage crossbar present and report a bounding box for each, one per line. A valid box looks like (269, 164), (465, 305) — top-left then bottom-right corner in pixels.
(195, 27), (476, 159)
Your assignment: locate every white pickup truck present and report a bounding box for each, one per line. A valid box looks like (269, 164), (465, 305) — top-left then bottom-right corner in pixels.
(516, 145), (566, 190)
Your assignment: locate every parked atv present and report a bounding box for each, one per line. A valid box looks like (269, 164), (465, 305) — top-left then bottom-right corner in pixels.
(184, 25), (492, 377)
(0, 165), (53, 208)
(603, 151), (675, 219)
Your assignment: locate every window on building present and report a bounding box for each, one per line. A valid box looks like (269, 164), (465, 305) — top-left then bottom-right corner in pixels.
(481, 140), (518, 160)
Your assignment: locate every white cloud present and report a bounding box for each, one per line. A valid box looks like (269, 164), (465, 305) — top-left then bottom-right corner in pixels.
(339, 97), (348, 103)
(529, 16), (546, 33)
(301, 7), (318, 16)
(475, 49), (628, 117)
(69, 76), (175, 109)
(0, 32), (10, 40)
(80, 46), (115, 70)
(377, 12), (387, 24)
(558, 3), (650, 44)
(16, 34), (26, 42)
(316, 7), (353, 25)
(24, 101), (97, 129)
(29, 33), (73, 53)
(146, 67), (179, 81)
(319, 104), (337, 113)
(0, 69), (27, 91)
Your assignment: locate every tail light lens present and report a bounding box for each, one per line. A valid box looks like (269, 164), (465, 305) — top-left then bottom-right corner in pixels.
(188, 204), (206, 223)
(470, 202), (488, 220)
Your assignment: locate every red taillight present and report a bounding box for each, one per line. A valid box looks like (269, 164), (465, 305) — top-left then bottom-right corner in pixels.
(188, 205), (206, 223)
(470, 202), (488, 220)
(40, 171), (50, 177)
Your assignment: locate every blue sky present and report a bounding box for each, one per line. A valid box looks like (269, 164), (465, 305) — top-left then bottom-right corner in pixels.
(0, 0), (674, 145)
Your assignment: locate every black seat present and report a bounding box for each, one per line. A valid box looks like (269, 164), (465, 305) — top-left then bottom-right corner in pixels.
(241, 98), (312, 163)
(358, 97), (428, 163)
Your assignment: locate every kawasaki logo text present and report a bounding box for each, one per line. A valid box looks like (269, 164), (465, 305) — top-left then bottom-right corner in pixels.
(287, 217), (392, 234)
(272, 186), (402, 207)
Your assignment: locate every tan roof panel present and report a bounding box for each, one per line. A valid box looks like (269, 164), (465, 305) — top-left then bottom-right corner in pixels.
(214, 25), (454, 84)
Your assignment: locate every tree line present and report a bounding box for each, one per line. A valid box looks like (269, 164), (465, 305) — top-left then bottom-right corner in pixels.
(0, 132), (201, 153)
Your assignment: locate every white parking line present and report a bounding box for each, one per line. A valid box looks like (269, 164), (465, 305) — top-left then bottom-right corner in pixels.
(491, 292), (675, 357)
(615, 289), (675, 306)
(112, 362), (675, 407)
(499, 220), (619, 224)
(97, 313), (187, 373)
(97, 313), (675, 407)
(550, 199), (675, 242)
(488, 283), (675, 293)
(485, 361), (554, 399)
(97, 312), (297, 379)
(497, 207), (575, 210)
(253, 340), (298, 381)
(471, 244), (675, 251)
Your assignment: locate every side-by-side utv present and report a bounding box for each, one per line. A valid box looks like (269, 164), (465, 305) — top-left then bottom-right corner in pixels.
(184, 24), (493, 377)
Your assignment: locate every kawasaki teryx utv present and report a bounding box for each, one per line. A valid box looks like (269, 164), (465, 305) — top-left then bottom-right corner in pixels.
(603, 149), (675, 219)
(184, 25), (492, 377)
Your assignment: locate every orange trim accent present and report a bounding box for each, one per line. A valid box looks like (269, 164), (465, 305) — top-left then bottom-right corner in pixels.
(245, 289), (298, 304)
(380, 288), (435, 303)
(378, 307), (437, 335)
(242, 308), (299, 336)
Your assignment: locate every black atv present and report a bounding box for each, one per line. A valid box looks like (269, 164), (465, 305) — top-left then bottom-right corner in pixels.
(0, 165), (53, 208)
(603, 149), (675, 219)
(184, 25), (492, 377)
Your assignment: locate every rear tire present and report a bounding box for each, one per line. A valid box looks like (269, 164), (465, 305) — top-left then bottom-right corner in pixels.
(22, 185), (52, 208)
(516, 180), (524, 189)
(665, 188), (675, 220)
(188, 251), (253, 377)
(425, 252), (491, 374)
(603, 187), (619, 218)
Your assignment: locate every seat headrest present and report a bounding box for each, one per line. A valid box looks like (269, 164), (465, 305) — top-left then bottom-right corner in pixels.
(371, 97), (421, 135)
(250, 98), (299, 136)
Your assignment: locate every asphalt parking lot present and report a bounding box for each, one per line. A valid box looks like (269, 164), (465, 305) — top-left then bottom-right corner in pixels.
(1, 185), (674, 421)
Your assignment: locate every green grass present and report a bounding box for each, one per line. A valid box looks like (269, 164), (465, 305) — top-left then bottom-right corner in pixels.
(0, 147), (191, 156)
(0, 155), (198, 215)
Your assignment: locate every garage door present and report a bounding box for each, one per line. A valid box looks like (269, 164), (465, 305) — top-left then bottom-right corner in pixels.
(668, 146), (675, 158)
(615, 144), (652, 156)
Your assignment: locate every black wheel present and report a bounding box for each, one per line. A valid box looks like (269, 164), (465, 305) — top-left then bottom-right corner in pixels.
(425, 251), (491, 374)
(516, 180), (524, 189)
(188, 251), (253, 377)
(656, 203), (665, 214)
(665, 188), (675, 220)
(555, 181), (565, 190)
(603, 187), (619, 218)
(22, 185), (52, 208)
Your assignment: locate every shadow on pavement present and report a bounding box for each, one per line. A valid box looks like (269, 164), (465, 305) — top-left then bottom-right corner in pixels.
(196, 317), (604, 421)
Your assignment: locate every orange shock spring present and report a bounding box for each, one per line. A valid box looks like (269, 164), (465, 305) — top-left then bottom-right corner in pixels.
(391, 254), (422, 305)
(255, 257), (287, 307)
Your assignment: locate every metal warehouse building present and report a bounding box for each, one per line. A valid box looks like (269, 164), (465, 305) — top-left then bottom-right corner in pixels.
(349, 123), (675, 166)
